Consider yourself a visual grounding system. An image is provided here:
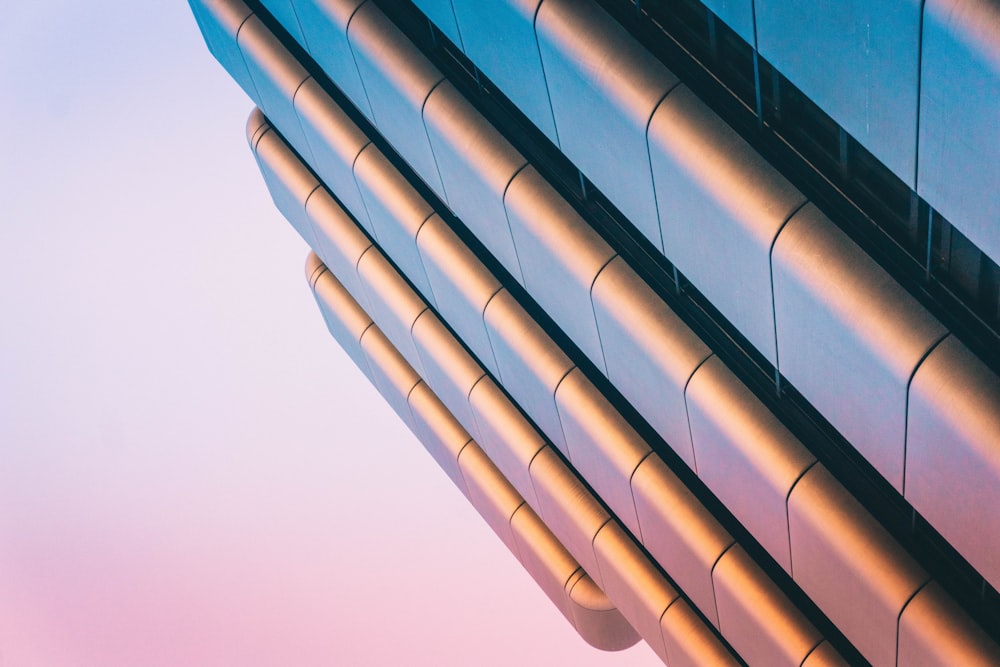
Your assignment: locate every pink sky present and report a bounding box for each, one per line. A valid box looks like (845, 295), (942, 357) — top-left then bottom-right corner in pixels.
(0, 2), (661, 664)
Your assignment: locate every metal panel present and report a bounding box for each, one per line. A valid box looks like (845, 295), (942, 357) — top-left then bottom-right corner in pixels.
(535, 0), (679, 245)
(503, 166), (614, 369)
(469, 378), (546, 509)
(237, 16), (314, 159)
(897, 581), (1000, 666)
(449, 0), (558, 143)
(712, 545), (825, 667)
(457, 443), (523, 555)
(686, 356), (816, 572)
(422, 81), (526, 280)
(630, 455), (733, 627)
(359, 326), (421, 428)
(591, 257), (711, 468)
(800, 642), (850, 667)
(772, 203), (947, 492)
(355, 249), (428, 369)
(659, 599), (740, 667)
(755, 0), (922, 185)
(352, 145), (436, 300)
(787, 465), (929, 667)
(308, 255), (374, 377)
(566, 575), (640, 651)
(346, 2), (445, 196)
(411, 0), (463, 49)
(649, 85), (806, 364)
(906, 335), (1000, 589)
(410, 311), (485, 433)
(509, 504), (579, 625)
(302, 188), (372, 301)
(288, 0), (372, 121)
(919, 0), (1000, 264)
(415, 216), (502, 376)
(482, 290), (574, 453)
(407, 380), (473, 494)
(553, 369), (649, 535)
(188, 0), (258, 99)
(292, 78), (371, 223)
(257, 0), (305, 45)
(252, 125), (321, 247)
(528, 446), (609, 585)
(701, 0), (755, 45)
(592, 522), (675, 663)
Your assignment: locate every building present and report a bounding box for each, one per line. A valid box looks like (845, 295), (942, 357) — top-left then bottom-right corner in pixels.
(189, 0), (1000, 663)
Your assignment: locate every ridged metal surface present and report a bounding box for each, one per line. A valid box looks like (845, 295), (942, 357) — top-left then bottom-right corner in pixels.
(534, 0), (678, 246)
(919, 0), (1000, 264)
(648, 84), (805, 365)
(906, 335), (1000, 590)
(772, 203), (947, 492)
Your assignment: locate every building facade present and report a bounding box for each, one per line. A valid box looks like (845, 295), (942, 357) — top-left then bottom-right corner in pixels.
(190, 0), (1000, 663)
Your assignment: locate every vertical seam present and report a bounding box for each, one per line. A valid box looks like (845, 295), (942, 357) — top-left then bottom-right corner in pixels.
(902, 331), (949, 497)
(420, 78), (449, 199)
(914, 0), (928, 189)
(896, 579), (932, 667)
(588, 254), (619, 374)
(645, 83), (683, 254)
(682, 353), (714, 474)
(784, 459), (819, 578)
(346, 1), (378, 126)
(769, 199), (809, 376)
(532, 0), (562, 147)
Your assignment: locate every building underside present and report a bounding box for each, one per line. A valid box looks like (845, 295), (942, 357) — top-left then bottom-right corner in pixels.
(190, 0), (1000, 664)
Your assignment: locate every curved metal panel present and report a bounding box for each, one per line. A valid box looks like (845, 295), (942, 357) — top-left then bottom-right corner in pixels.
(755, 0), (921, 185)
(919, 0), (1000, 264)
(251, 124), (320, 247)
(591, 257), (711, 468)
(292, 78), (371, 223)
(410, 311), (485, 432)
(630, 455), (734, 627)
(659, 599), (740, 667)
(528, 446), (610, 585)
(346, 2), (445, 196)
(469, 378), (546, 509)
(686, 356), (816, 572)
(257, 0), (306, 45)
(534, 0), (679, 245)
(772, 203), (947, 492)
(457, 443), (524, 554)
(355, 249), (428, 369)
(701, 0), (755, 45)
(553, 369), (649, 535)
(288, 0), (372, 121)
(352, 145), (436, 300)
(411, 0), (463, 49)
(303, 187), (372, 301)
(509, 504), (580, 624)
(906, 335), (1000, 589)
(649, 84), (806, 364)
(237, 16), (314, 160)
(407, 381), (473, 493)
(482, 289), (574, 453)
(566, 574), (641, 652)
(800, 641), (850, 667)
(503, 166), (615, 369)
(897, 581), (1000, 666)
(309, 255), (374, 377)
(359, 326), (421, 428)
(246, 107), (271, 151)
(787, 465), (929, 667)
(712, 544), (825, 667)
(422, 81), (526, 280)
(449, 0), (558, 143)
(188, 0), (257, 99)
(591, 522), (676, 663)
(415, 216), (502, 376)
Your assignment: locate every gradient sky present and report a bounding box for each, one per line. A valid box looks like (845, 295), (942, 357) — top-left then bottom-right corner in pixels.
(0, 3), (662, 665)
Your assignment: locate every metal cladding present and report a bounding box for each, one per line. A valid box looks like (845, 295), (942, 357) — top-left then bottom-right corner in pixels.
(307, 253), (638, 651)
(192, 0), (1000, 663)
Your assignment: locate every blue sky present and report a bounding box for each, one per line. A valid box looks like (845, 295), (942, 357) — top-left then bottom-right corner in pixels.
(0, 2), (660, 664)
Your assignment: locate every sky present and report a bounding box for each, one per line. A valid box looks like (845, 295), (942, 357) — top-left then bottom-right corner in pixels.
(0, 2), (661, 665)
